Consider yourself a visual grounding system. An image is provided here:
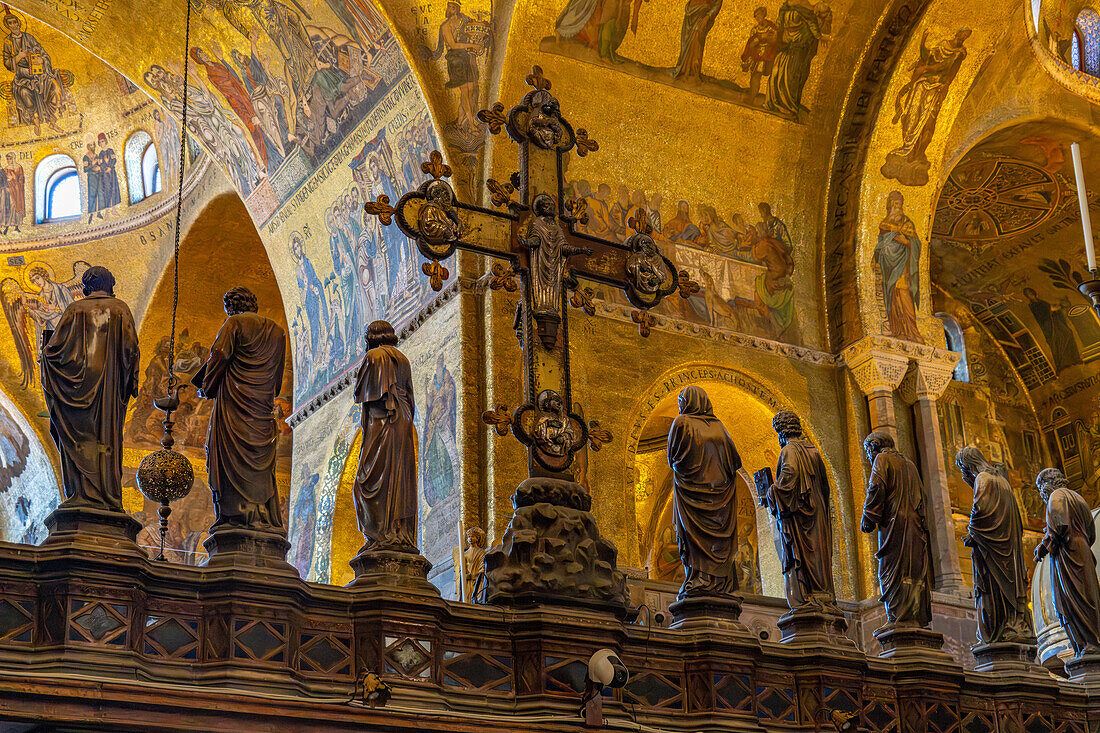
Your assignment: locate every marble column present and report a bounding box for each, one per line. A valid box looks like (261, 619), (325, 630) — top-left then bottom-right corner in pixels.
(842, 340), (910, 442)
(899, 354), (966, 595)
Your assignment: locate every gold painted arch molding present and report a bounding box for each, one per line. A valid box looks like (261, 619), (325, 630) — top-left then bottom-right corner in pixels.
(1027, 0), (1100, 106)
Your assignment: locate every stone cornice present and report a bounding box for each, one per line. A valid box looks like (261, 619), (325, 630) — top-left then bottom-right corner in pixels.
(593, 302), (839, 366)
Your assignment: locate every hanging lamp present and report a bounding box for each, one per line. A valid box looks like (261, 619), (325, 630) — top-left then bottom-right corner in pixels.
(136, 0), (196, 561)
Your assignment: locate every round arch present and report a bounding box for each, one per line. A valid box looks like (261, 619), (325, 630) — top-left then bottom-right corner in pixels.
(624, 362), (861, 599)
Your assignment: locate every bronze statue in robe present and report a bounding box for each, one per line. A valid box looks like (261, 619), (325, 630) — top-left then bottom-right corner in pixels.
(196, 287), (286, 531)
(861, 431), (932, 628)
(352, 320), (417, 551)
(763, 410), (835, 610)
(667, 385), (742, 600)
(956, 447), (1034, 645)
(1036, 468), (1100, 657)
(40, 266), (139, 511)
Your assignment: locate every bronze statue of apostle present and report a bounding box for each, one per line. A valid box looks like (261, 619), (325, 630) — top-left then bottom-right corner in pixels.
(352, 320), (417, 551)
(196, 287), (286, 531)
(41, 265), (139, 511)
(1035, 468), (1100, 657)
(956, 447), (1034, 645)
(762, 410), (836, 610)
(861, 431), (932, 629)
(667, 385), (742, 600)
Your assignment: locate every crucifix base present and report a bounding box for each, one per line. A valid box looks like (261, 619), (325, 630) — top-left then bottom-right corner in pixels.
(42, 504), (143, 552)
(202, 526), (297, 575)
(484, 477), (630, 619)
(348, 546), (438, 595)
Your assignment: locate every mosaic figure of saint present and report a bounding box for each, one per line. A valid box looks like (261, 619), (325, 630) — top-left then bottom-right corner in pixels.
(672, 0), (722, 81)
(2, 153), (24, 234)
(94, 134), (122, 213)
(875, 191), (922, 343)
(420, 352), (457, 507)
(554, 0), (641, 62)
(2, 11), (63, 135)
(881, 29), (970, 187)
(764, 1), (825, 119)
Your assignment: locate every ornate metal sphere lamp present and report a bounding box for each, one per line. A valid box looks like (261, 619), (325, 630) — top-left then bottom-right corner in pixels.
(137, 392), (195, 560)
(135, 0), (197, 561)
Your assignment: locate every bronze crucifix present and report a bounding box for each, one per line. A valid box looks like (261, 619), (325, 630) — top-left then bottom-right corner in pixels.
(365, 66), (697, 479)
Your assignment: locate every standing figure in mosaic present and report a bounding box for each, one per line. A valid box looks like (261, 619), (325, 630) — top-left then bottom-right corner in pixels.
(40, 266), (139, 512)
(667, 385), (742, 600)
(4, 153), (24, 233)
(759, 410), (835, 610)
(94, 133), (122, 212)
(956, 447), (1034, 644)
(352, 320), (418, 551)
(861, 431), (932, 629)
(82, 141), (100, 224)
(196, 287), (286, 532)
(1035, 468), (1100, 657)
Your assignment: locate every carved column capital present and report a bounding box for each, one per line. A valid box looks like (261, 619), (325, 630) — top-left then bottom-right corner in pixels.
(897, 352), (960, 404)
(841, 338), (910, 396)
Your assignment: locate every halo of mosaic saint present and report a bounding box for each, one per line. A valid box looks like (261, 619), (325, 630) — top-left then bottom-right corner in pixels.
(2, 0), (1100, 731)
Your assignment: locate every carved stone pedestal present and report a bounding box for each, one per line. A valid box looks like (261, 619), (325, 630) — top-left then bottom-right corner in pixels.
(669, 594), (745, 632)
(42, 504), (142, 552)
(873, 624), (947, 659)
(777, 604), (852, 646)
(972, 641), (1037, 671)
(348, 547), (438, 594)
(202, 526), (297, 574)
(1065, 654), (1100, 685)
(485, 478), (630, 619)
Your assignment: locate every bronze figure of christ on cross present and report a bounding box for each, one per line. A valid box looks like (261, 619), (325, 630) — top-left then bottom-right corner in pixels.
(364, 65), (698, 479)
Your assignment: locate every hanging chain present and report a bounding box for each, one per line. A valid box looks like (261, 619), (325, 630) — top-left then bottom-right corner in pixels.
(166, 0), (193, 393)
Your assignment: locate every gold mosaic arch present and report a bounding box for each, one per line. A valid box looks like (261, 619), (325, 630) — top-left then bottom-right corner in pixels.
(623, 361), (859, 595)
(626, 362), (811, 459)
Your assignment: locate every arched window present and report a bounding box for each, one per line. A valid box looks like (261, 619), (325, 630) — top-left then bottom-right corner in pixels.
(936, 312), (970, 383)
(1076, 9), (1100, 76)
(124, 130), (161, 204)
(143, 143), (161, 197)
(34, 153), (80, 224)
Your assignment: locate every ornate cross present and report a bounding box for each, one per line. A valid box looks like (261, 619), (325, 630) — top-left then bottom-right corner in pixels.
(365, 66), (696, 478)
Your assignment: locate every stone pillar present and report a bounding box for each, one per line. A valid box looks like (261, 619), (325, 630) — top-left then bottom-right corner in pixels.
(898, 354), (967, 595)
(842, 339), (910, 441)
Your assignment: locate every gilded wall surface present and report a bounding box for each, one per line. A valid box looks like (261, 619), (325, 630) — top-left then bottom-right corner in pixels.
(931, 122), (1100, 506)
(0, 0), (1097, 616)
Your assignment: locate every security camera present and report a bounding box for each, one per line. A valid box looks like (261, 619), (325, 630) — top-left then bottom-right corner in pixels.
(581, 650), (629, 726)
(587, 649), (629, 689)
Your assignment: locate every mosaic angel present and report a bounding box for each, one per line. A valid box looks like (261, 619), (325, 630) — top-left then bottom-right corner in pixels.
(0, 261), (89, 388)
